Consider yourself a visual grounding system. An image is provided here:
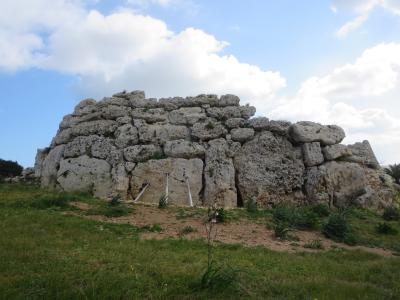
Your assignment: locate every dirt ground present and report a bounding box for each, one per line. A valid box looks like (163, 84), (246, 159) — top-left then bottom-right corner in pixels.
(70, 202), (394, 257)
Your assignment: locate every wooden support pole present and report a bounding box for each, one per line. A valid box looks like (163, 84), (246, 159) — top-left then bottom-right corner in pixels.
(165, 173), (169, 204)
(132, 183), (149, 203)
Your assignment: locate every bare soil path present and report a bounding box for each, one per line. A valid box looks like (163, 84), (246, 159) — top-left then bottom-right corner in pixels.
(70, 202), (394, 257)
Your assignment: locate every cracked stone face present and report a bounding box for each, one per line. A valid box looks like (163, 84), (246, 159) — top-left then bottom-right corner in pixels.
(34, 90), (394, 209)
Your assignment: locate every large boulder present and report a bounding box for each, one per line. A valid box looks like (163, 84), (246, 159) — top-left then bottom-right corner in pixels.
(40, 145), (65, 187)
(191, 121), (228, 141)
(204, 139), (237, 207)
(289, 121), (345, 145)
(138, 123), (190, 144)
(124, 145), (163, 162)
(57, 155), (113, 198)
(304, 161), (366, 207)
(234, 131), (305, 207)
(130, 158), (203, 206)
(344, 140), (380, 169)
(230, 128), (255, 143)
(322, 144), (352, 161)
(164, 140), (205, 159)
(302, 142), (324, 167)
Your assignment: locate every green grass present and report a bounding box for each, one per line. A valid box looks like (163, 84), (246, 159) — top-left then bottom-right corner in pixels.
(1, 183), (400, 299)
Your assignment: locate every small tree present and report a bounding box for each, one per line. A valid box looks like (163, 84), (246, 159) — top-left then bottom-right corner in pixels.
(0, 159), (23, 178)
(385, 163), (400, 184)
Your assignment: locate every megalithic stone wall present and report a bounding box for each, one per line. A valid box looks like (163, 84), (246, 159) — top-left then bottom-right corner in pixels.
(34, 90), (396, 208)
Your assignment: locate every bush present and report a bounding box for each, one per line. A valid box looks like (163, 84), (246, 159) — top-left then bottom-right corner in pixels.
(273, 222), (291, 240)
(383, 206), (400, 221)
(322, 213), (348, 241)
(180, 226), (197, 235)
(303, 239), (324, 250)
(0, 159), (23, 178)
(215, 208), (226, 223)
(310, 204), (330, 217)
(158, 194), (168, 209)
(385, 163), (400, 184)
(376, 222), (398, 235)
(272, 205), (319, 230)
(245, 198), (258, 213)
(109, 195), (121, 206)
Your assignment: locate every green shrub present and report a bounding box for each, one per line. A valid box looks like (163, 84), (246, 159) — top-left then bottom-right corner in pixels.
(180, 226), (197, 235)
(310, 204), (330, 217)
(216, 208), (226, 223)
(205, 121), (215, 130)
(245, 198), (258, 213)
(294, 208), (319, 229)
(158, 194), (168, 209)
(376, 222), (398, 235)
(383, 206), (400, 221)
(103, 206), (131, 218)
(0, 159), (23, 178)
(303, 239), (324, 250)
(109, 195), (121, 206)
(385, 163), (400, 184)
(322, 213), (348, 241)
(273, 222), (291, 240)
(272, 205), (319, 230)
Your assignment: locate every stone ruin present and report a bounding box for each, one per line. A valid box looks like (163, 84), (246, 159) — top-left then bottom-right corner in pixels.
(34, 90), (396, 208)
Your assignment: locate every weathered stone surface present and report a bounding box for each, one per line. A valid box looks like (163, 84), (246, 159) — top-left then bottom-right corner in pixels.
(52, 128), (73, 146)
(115, 124), (138, 148)
(72, 120), (118, 137)
(289, 121), (345, 145)
(218, 94), (240, 107)
(111, 163), (129, 198)
(345, 140), (380, 169)
(91, 137), (117, 160)
(125, 162), (136, 173)
(322, 144), (352, 161)
(164, 140), (205, 159)
(36, 90), (392, 209)
(138, 123), (190, 144)
(234, 131), (305, 206)
(101, 105), (131, 119)
(240, 105), (256, 119)
(168, 107), (206, 125)
(191, 121), (227, 141)
(267, 120), (291, 135)
(123, 145), (163, 162)
(230, 128), (255, 143)
(132, 108), (168, 123)
(249, 117), (269, 130)
(302, 142), (324, 167)
(206, 106), (242, 120)
(64, 135), (98, 158)
(225, 118), (245, 129)
(204, 139), (237, 207)
(57, 155), (112, 198)
(41, 145), (65, 187)
(34, 148), (49, 177)
(304, 161), (366, 207)
(73, 98), (97, 115)
(130, 158), (203, 206)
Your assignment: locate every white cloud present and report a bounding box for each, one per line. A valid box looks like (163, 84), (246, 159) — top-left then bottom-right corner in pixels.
(1, 0), (400, 163)
(333, 0), (400, 37)
(271, 43), (400, 164)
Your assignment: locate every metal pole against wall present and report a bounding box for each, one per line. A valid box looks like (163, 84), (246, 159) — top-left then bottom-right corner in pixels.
(165, 173), (169, 204)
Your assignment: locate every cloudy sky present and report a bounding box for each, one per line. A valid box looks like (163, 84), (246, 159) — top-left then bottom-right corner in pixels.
(1, 0), (399, 167)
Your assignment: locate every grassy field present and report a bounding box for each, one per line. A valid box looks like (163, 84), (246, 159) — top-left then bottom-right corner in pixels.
(0, 183), (400, 299)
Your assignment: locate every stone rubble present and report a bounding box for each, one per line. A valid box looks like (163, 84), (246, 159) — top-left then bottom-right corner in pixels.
(34, 90), (396, 208)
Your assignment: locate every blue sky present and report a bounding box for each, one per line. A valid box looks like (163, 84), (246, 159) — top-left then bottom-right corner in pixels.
(1, 0), (400, 167)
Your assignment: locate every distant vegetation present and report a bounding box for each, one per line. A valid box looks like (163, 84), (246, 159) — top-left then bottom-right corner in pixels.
(0, 159), (23, 178)
(385, 163), (400, 184)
